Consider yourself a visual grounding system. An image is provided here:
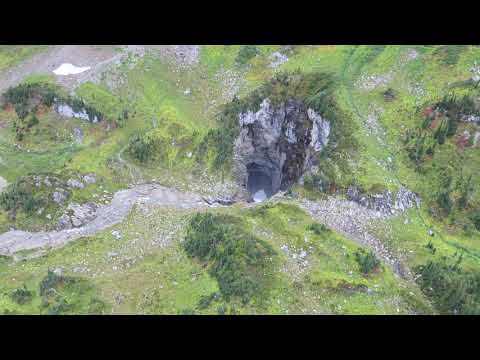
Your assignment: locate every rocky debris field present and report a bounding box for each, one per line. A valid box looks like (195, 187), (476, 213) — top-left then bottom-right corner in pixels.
(299, 196), (413, 280)
(346, 186), (421, 216)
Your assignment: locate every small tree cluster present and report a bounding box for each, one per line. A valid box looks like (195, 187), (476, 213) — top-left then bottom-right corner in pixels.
(183, 212), (276, 304)
(235, 46), (260, 65)
(128, 134), (156, 162)
(307, 222), (330, 235)
(354, 248), (381, 275)
(415, 255), (480, 314)
(0, 180), (42, 217)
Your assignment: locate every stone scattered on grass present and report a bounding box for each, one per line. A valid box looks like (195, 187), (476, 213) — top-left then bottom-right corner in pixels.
(67, 178), (84, 189)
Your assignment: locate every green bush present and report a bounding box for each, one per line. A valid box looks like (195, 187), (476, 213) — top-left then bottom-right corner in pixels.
(354, 248), (381, 275)
(415, 256), (480, 314)
(0, 180), (42, 214)
(197, 292), (220, 310)
(128, 134), (155, 163)
(236, 45), (259, 65)
(27, 114), (39, 128)
(3, 82), (58, 116)
(307, 222), (330, 235)
(46, 296), (71, 315)
(469, 209), (480, 231)
(10, 285), (33, 305)
(2, 82), (105, 125)
(39, 269), (66, 297)
(183, 212), (276, 304)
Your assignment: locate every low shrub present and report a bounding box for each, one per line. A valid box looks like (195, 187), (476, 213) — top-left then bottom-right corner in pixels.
(236, 46), (259, 65)
(39, 269), (66, 297)
(307, 222), (330, 235)
(10, 285), (33, 305)
(354, 248), (381, 275)
(425, 241), (437, 254)
(469, 209), (480, 231)
(128, 134), (156, 163)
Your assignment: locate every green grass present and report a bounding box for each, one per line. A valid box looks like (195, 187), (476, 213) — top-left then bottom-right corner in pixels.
(0, 200), (433, 314)
(0, 46), (48, 72)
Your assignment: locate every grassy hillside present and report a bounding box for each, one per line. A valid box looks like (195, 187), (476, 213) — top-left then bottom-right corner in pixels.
(0, 201), (431, 314)
(1, 45), (479, 314)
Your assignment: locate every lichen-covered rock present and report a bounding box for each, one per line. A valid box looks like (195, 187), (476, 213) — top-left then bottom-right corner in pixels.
(57, 202), (97, 229)
(82, 173), (97, 184)
(270, 51), (289, 68)
(52, 188), (68, 204)
(67, 178), (84, 189)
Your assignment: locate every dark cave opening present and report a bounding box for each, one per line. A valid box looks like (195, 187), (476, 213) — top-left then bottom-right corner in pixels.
(246, 163), (275, 202)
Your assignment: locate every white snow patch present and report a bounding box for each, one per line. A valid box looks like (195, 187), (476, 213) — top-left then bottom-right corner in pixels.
(53, 63), (91, 76)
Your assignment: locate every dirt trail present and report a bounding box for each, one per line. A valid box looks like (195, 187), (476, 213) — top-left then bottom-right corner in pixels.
(0, 183), (211, 256)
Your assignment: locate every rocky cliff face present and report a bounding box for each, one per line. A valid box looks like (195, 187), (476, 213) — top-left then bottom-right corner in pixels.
(233, 98), (330, 198)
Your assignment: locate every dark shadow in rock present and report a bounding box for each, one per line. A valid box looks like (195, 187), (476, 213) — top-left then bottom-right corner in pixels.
(247, 162), (275, 202)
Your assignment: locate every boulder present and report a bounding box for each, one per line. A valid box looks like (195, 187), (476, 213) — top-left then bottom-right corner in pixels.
(52, 189), (68, 204)
(82, 174), (97, 184)
(67, 178), (84, 189)
(57, 202), (97, 229)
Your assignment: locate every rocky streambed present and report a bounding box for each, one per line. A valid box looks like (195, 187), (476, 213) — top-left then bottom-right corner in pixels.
(0, 183), (211, 256)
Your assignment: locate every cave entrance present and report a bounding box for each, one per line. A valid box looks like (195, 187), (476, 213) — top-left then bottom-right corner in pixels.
(247, 163), (275, 202)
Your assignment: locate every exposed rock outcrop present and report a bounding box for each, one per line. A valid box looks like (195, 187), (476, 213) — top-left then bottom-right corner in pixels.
(233, 98), (330, 198)
(346, 185), (421, 215)
(57, 202), (98, 230)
